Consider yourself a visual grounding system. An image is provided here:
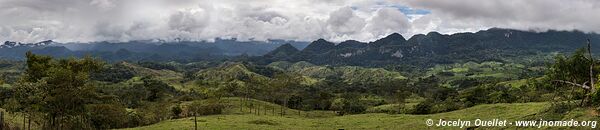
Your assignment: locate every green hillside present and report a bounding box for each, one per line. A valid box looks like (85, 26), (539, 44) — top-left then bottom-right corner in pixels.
(2, 45), (600, 129)
(123, 101), (562, 130)
(195, 62), (270, 82)
(270, 61), (407, 84)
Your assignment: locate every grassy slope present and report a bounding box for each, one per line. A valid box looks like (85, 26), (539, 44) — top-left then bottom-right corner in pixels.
(119, 62), (185, 90)
(123, 101), (562, 130)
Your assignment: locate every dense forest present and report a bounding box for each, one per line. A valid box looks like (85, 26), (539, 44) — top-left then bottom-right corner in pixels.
(1, 29), (600, 129)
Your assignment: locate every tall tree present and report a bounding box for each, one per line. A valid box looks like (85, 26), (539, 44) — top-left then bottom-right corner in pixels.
(270, 73), (302, 116)
(9, 52), (103, 129)
(550, 41), (600, 106)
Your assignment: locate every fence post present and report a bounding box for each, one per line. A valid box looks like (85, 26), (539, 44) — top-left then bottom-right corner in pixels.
(194, 113), (197, 130)
(0, 112), (3, 129)
(23, 114), (26, 130)
(28, 114), (31, 130)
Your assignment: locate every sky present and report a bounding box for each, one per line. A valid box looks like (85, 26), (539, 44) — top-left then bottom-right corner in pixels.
(0, 0), (599, 43)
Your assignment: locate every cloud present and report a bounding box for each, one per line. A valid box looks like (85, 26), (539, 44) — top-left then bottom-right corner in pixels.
(168, 9), (209, 33)
(326, 7), (366, 35)
(1, 0), (416, 43)
(90, 0), (116, 10)
(367, 8), (410, 38)
(1, 0), (599, 43)
(398, 0), (600, 35)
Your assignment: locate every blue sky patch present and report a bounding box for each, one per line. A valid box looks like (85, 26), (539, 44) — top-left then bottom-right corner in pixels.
(393, 5), (431, 15)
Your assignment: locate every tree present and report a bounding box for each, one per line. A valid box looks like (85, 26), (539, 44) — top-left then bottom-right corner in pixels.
(188, 99), (224, 116)
(549, 41), (600, 106)
(8, 52), (103, 129)
(330, 93), (366, 115)
(341, 93), (367, 114)
(139, 77), (177, 102)
(330, 98), (344, 115)
(270, 73), (302, 116)
(394, 89), (411, 113)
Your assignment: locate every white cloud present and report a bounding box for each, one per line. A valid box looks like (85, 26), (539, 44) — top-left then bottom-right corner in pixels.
(398, 0), (600, 36)
(1, 0), (414, 43)
(1, 0), (599, 43)
(326, 7), (366, 35)
(367, 8), (410, 38)
(90, 0), (116, 10)
(168, 9), (209, 33)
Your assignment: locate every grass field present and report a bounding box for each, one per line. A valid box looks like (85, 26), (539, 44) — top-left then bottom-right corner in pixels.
(122, 101), (569, 130)
(3, 98), (596, 129)
(0, 108), (39, 129)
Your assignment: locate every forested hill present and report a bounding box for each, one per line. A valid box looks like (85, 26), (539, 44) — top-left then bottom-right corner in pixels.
(0, 39), (309, 62)
(258, 28), (600, 67)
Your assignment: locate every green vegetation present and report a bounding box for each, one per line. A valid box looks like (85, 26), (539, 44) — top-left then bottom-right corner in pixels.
(123, 102), (552, 130)
(1, 41), (600, 129)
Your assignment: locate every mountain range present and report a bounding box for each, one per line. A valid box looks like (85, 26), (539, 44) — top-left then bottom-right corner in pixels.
(257, 28), (600, 67)
(2, 28), (599, 67)
(0, 39), (308, 62)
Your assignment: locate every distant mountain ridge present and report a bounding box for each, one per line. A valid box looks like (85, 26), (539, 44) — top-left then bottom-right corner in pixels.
(1, 40), (56, 48)
(0, 39), (309, 62)
(259, 28), (600, 67)
(2, 28), (599, 67)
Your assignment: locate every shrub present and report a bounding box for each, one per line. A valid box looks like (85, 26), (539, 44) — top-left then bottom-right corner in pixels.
(187, 99), (224, 116)
(330, 93), (368, 115)
(86, 104), (129, 129)
(171, 104), (182, 118)
(431, 98), (462, 113)
(525, 102), (575, 121)
(591, 91), (600, 106)
(136, 102), (171, 125)
(412, 100), (433, 114)
(360, 96), (386, 107)
(247, 119), (279, 125)
(342, 102), (367, 114)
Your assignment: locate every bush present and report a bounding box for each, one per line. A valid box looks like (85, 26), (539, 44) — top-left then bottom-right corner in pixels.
(412, 100), (433, 114)
(367, 102), (414, 114)
(136, 102), (171, 125)
(431, 98), (462, 113)
(171, 104), (183, 118)
(591, 91), (600, 106)
(187, 99), (224, 116)
(360, 96), (386, 107)
(86, 104), (129, 129)
(548, 102), (574, 114)
(342, 102), (367, 114)
(330, 93), (370, 115)
(0, 86), (13, 105)
(247, 119), (279, 125)
(525, 102), (575, 121)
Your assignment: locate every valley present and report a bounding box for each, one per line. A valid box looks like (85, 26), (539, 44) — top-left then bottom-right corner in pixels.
(0, 28), (599, 129)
